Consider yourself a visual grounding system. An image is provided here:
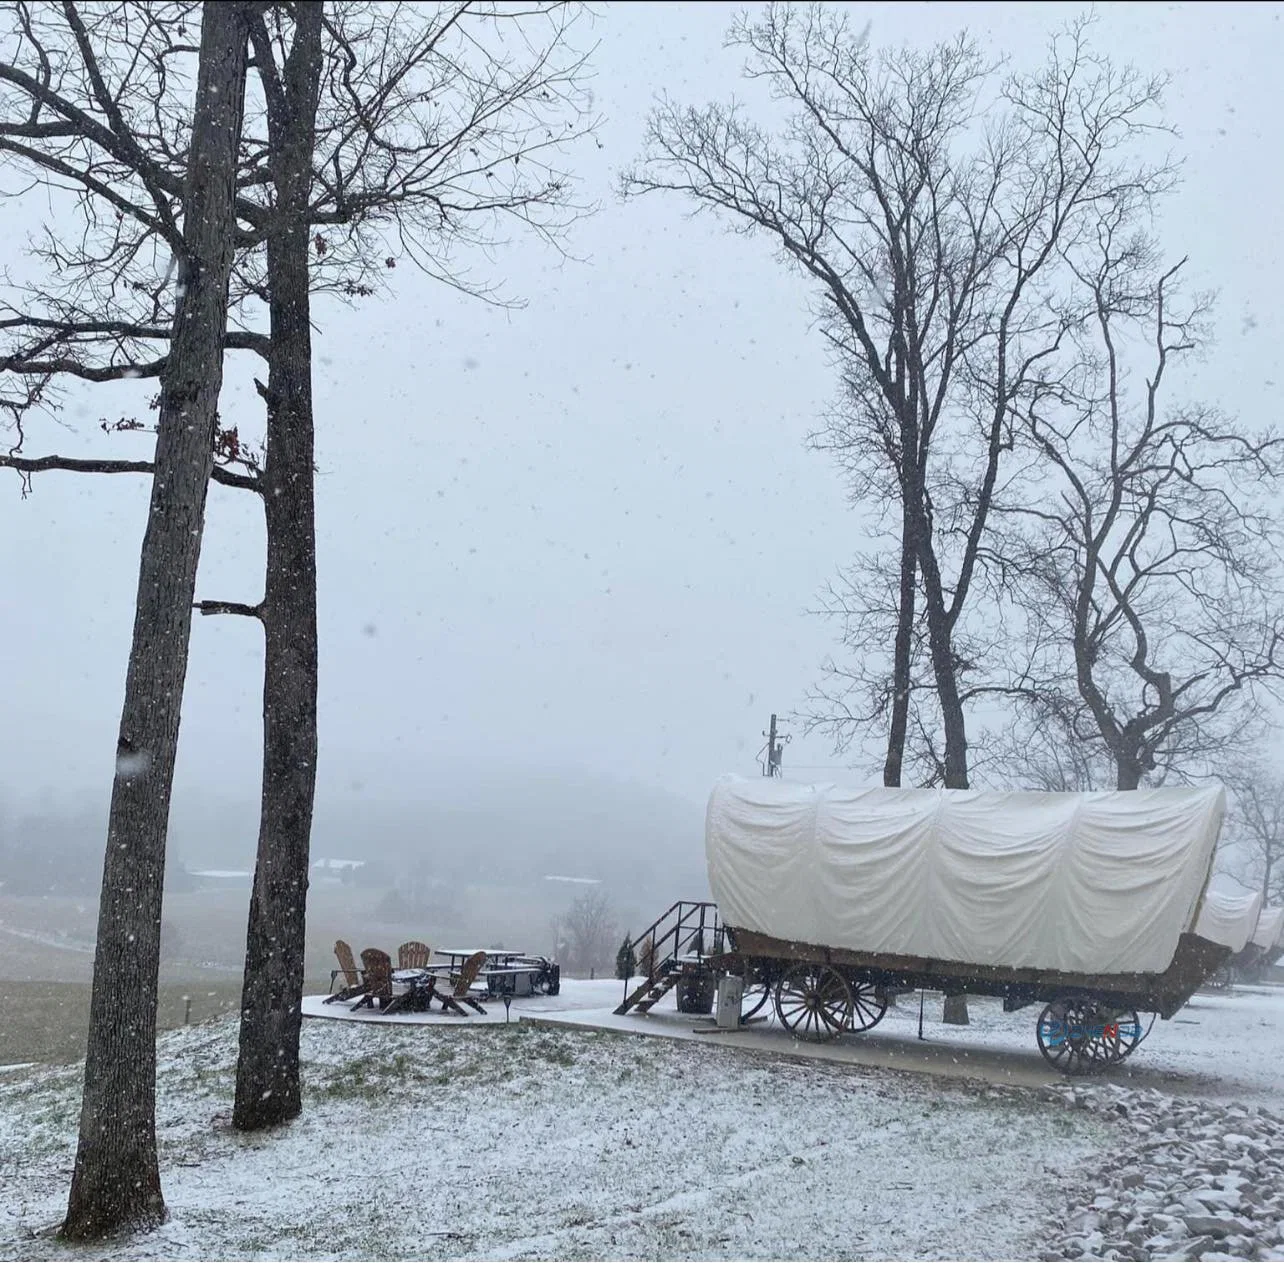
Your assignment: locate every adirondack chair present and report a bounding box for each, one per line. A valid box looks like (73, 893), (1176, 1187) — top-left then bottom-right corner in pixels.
(435, 950), (489, 1016)
(324, 939), (366, 1003)
(351, 948), (395, 1011)
(398, 940), (432, 970)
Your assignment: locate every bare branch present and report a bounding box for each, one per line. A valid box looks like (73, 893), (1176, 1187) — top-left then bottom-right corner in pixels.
(194, 598), (263, 619)
(0, 450), (260, 493)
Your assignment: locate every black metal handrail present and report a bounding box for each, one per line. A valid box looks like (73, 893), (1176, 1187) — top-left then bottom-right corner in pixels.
(619, 899), (723, 1010)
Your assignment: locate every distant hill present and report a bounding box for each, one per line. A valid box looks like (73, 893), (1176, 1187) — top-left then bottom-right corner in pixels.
(169, 762), (712, 909)
(6, 763), (714, 913)
(310, 768), (711, 903)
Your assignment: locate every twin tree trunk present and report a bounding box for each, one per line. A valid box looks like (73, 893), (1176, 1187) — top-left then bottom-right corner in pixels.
(61, 4), (250, 1239)
(232, 3), (323, 1132)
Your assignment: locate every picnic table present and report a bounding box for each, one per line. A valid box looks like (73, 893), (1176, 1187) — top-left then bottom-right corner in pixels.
(429, 948), (560, 998)
(434, 948), (527, 970)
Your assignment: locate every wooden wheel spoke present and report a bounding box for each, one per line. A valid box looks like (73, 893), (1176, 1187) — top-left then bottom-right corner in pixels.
(847, 983), (887, 1032)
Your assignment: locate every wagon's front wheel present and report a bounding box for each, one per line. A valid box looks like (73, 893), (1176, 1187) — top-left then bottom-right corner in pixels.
(775, 964), (853, 1041)
(1036, 997), (1132, 1074)
(1113, 1010), (1145, 1061)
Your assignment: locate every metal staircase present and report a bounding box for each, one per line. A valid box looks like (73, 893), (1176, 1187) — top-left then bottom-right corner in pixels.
(614, 900), (723, 1016)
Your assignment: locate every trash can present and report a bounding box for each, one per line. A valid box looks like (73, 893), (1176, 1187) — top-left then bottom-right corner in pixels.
(715, 974), (744, 1029)
(676, 970), (716, 1015)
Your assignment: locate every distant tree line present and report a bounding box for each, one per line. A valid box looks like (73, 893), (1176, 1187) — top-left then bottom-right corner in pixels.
(0, 809), (197, 896)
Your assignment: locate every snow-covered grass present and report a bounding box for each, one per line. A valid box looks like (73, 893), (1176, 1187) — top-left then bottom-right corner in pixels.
(4, 982), (1281, 1261)
(2, 1015), (1112, 1261)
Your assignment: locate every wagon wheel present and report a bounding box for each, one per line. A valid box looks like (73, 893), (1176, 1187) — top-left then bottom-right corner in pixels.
(1037, 998), (1088, 1074)
(774, 964), (853, 1042)
(1099, 1007), (1143, 1063)
(740, 976), (773, 1022)
(850, 980), (889, 1033)
(1113, 1010), (1146, 1061)
(1036, 997), (1128, 1075)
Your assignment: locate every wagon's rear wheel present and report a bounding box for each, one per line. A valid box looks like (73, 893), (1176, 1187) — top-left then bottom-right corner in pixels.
(850, 980), (889, 1032)
(775, 964), (853, 1041)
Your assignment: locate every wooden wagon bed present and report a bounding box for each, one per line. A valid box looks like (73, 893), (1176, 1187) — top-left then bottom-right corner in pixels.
(722, 927), (1231, 1020)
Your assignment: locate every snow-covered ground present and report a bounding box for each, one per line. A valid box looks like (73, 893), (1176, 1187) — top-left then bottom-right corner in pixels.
(818, 985), (1284, 1106)
(1, 982), (1280, 1261)
(306, 977), (1284, 1107)
(1, 1013), (1107, 1260)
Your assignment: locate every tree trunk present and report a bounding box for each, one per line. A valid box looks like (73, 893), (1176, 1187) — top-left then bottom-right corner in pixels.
(232, 3), (323, 1132)
(918, 548), (969, 790)
(61, 5), (249, 1240)
(1116, 757), (1143, 791)
(911, 518), (973, 1021)
(884, 507), (916, 788)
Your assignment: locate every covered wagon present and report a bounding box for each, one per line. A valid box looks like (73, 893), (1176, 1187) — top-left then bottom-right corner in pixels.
(1252, 905), (1284, 964)
(1223, 897), (1284, 982)
(1194, 886), (1264, 956)
(702, 775), (1231, 1074)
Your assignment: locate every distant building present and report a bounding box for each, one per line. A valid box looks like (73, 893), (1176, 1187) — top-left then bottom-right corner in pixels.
(190, 869), (252, 889)
(312, 857), (367, 884)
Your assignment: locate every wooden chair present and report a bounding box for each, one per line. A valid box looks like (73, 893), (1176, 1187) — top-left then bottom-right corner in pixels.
(436, 950), (489, 1016)
(351, 948), (395, 1011)
(398, 940), (432, 970)
(324, 939), (366, 1003)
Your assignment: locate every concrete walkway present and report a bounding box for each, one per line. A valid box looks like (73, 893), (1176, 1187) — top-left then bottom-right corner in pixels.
(520, 1004), (1064, 1091)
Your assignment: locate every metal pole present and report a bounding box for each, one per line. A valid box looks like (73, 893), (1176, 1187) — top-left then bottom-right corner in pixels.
(917, 988), (925, 1040)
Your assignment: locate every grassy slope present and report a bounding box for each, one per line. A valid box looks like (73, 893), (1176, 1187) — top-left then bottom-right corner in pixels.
(1, 1017), (1108, 1262)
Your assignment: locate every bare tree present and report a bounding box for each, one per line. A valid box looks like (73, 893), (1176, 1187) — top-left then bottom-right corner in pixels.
(562, 888), (616, 976)
(55, 1), (251, 1239)
(231, 0), (324, 1134)
(985, 696), (1115, 792)
(994, 238), (1284, 791)
(1214, 766), (1284, 907)
(1, 0), (594, 1134)
(800, 550), (1016, 788)
(624, 5), (1172, 790)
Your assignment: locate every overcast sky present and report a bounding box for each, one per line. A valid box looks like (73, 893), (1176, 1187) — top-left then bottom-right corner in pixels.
(2, 1), (1282, 818)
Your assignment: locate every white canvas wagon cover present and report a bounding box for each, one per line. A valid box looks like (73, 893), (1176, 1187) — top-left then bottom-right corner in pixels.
(1191, 886), (1261, 953)
(706, 776), (1226, 976)
(1251, 904), (1284, 951)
